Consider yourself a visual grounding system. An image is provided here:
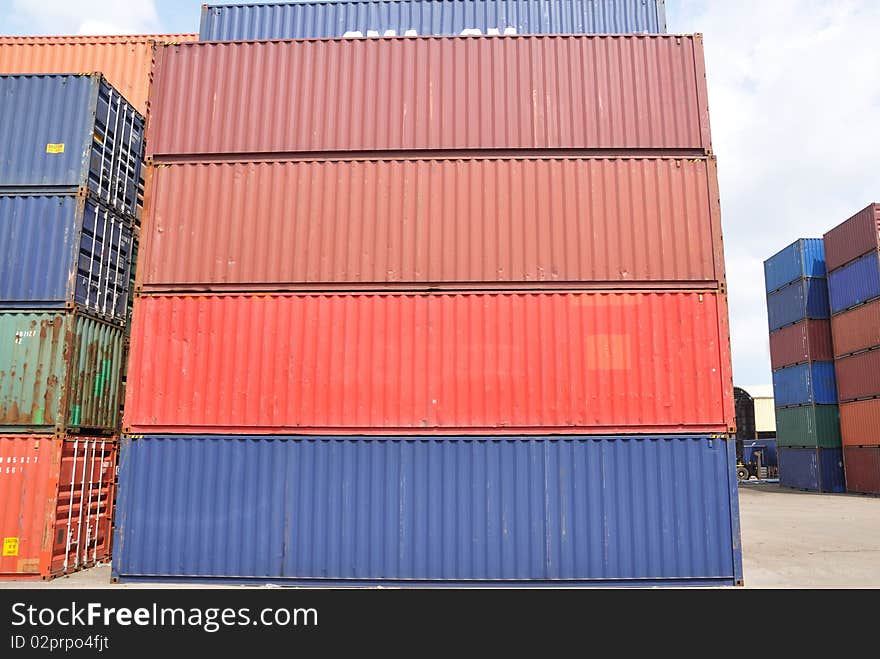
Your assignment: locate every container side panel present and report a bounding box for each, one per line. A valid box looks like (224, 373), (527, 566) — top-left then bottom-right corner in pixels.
(839, 399), (880, 447)
(766, 278), (830, 332)
(835, 349), (880, 403)
(199, 0), (668, 40)
(827, 252), (880, 315)
(774, 405), (841, 449)
(842, 446), (880, 494)
(147, 36), (711, 157)
(68, 315), (124, 431)
(124, 292), (731, 434)
(772, 362), (837, 408)
(823, 203), (880, 274)
(139, 157), (721, 289)
(778, 447), (846, 493)
(763, 238), (825, 294)
(831, 298), (880, 358)
(113, 435), (739, 584)
(768, 319), (833, 370)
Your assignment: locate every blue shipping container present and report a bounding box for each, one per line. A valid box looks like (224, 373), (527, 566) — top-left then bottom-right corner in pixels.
(0, 74), (145, 218)
(766, 277), (830, 331)
(743, 439), (778, 469)
(772, 362), (837, 408)
(778, 447), (846, 493)
(0, 193), (133, 323)
(113, 435), (743, 587)
(828, 252), (880, 315)
(764, 238), (826, 294)
(199, 0), (667, 41)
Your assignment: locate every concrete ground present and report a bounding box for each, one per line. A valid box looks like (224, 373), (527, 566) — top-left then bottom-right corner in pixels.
(3, 483), (878, 589)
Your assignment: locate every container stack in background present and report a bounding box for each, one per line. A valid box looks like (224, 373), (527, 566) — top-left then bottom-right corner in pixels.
(0, 34), (193, 580)
(824, 203), (880, 495)
(764, 239), (845, 492)
(113, 0), (742, 586)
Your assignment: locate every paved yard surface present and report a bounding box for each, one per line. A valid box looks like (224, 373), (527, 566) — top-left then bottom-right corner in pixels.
(2, 482), (878, 589)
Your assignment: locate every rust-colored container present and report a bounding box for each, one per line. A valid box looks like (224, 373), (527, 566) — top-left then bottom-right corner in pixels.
(0, 34), (197, 113)
(0, 435), (117, 580)
(839, 399), (880, 447)
(768, 319), (833, 370)
(138, 156), (724, 292)
(124, 291), (733, 435)
(823, 203), (880, 273)
(834, 349), (880, 402)
(843, 447), (880, 495)
(147, 34), (712, 158)
(831, 298), (880, 358)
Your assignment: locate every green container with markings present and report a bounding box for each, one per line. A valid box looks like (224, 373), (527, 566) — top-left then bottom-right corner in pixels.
(0, 311), (123, 433)
(775, 404), (841, 448)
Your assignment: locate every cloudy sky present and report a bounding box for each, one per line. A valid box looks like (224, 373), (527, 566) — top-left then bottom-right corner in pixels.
(2, 0), (879, 388)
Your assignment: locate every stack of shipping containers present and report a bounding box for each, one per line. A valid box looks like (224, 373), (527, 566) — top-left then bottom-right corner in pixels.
(0, 34), (195, 580)
(113, 0), (743, 586)
(764, 239), (845, 492)
(824, 203), (880, 495)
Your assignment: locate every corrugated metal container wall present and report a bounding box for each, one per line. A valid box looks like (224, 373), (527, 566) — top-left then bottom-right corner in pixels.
(0, 435), (117, 580)
(763, 238), (826, 294)
(198, 0), (669, 40)
(0, 312), (123, 433)
(842, 447), (880, 495)
(774, 405), (840, 449)
(138, 157), (724, 291)
(147, 35), (712, 158)
(831, 299), (880, 358)
(768, 320), (833, 370)
(766, 278), (829, 331)
(771, 362), (837, 408)
(0, 74), (145, 218)
(112, 435), (741, 586)
(827, 252), (880, 315)
(839, 399), (880, 447)
(0, 193), (133, 323)
(823, 203), (880, 274)
(834, 349), (880, 402)
(0, 34), (198, 114)
(778, 447), (846, 493)
(123, 292), (733, 435)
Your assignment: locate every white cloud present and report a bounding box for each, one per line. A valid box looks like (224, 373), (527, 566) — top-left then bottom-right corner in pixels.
(669, 0), (880, 385)
(9, 0), (162, 35)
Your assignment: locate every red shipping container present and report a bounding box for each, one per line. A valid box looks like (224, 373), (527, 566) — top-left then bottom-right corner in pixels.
(834, 349), (880, 402)
(0, 34), (197, 113)
(831, 298), (880, 358)
(768, 319), (833, 370)
(843, 447), (880, 495)
(839, 399), (880, 447)
(147, 34), (712, 158)
(124, 291), (734, 435)
(138, 156), (725, 291)
(823, 203), (880, 273)
(0, 435), (117, 580)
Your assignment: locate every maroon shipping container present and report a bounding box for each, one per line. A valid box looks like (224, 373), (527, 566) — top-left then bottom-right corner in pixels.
(831, 298), (880, 358)
(823, 203), (880, 273)
(843, 447), (880, 495)
(137, 156), (725, 291)
(839, 399), (880, 447)
(147, 34), (712, 158)
(834, 349), (880, 402)
(123, 291), (734, 435)
(768, 319), (833, 370)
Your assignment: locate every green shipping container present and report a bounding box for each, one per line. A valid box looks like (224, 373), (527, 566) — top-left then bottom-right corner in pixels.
(775, 405), (841, 448)
(0, 311), (123, 433)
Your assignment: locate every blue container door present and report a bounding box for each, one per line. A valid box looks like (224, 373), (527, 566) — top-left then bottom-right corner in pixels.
(764, 239), (826, 294)
(828, 252), (880, 314)
(113, 435), (742, 586)
(199, 0), (668, 41)
(779, 447), (846, 493)
(767, 278), (830, 331)
(772, 362), (837, 407)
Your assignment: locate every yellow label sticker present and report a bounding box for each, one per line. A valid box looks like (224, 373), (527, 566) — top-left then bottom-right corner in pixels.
(2, 537), (19, 557)
(46, 143), (65, 154)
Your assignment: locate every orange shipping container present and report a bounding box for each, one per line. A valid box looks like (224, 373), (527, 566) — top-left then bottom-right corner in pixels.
(0, 435), (117, 580)
(138, 156), (725, 292)
(839, 399), (880, 447)
(124, 291), (734, 435)
(0, 34), (197, 113)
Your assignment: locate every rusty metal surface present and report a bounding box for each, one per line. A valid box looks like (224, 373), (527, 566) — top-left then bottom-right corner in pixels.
(124, 291), (733, 435)
(147, 34), (712, 158)
(0, 34), (197, 113)
(137, 156), (724, 291)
